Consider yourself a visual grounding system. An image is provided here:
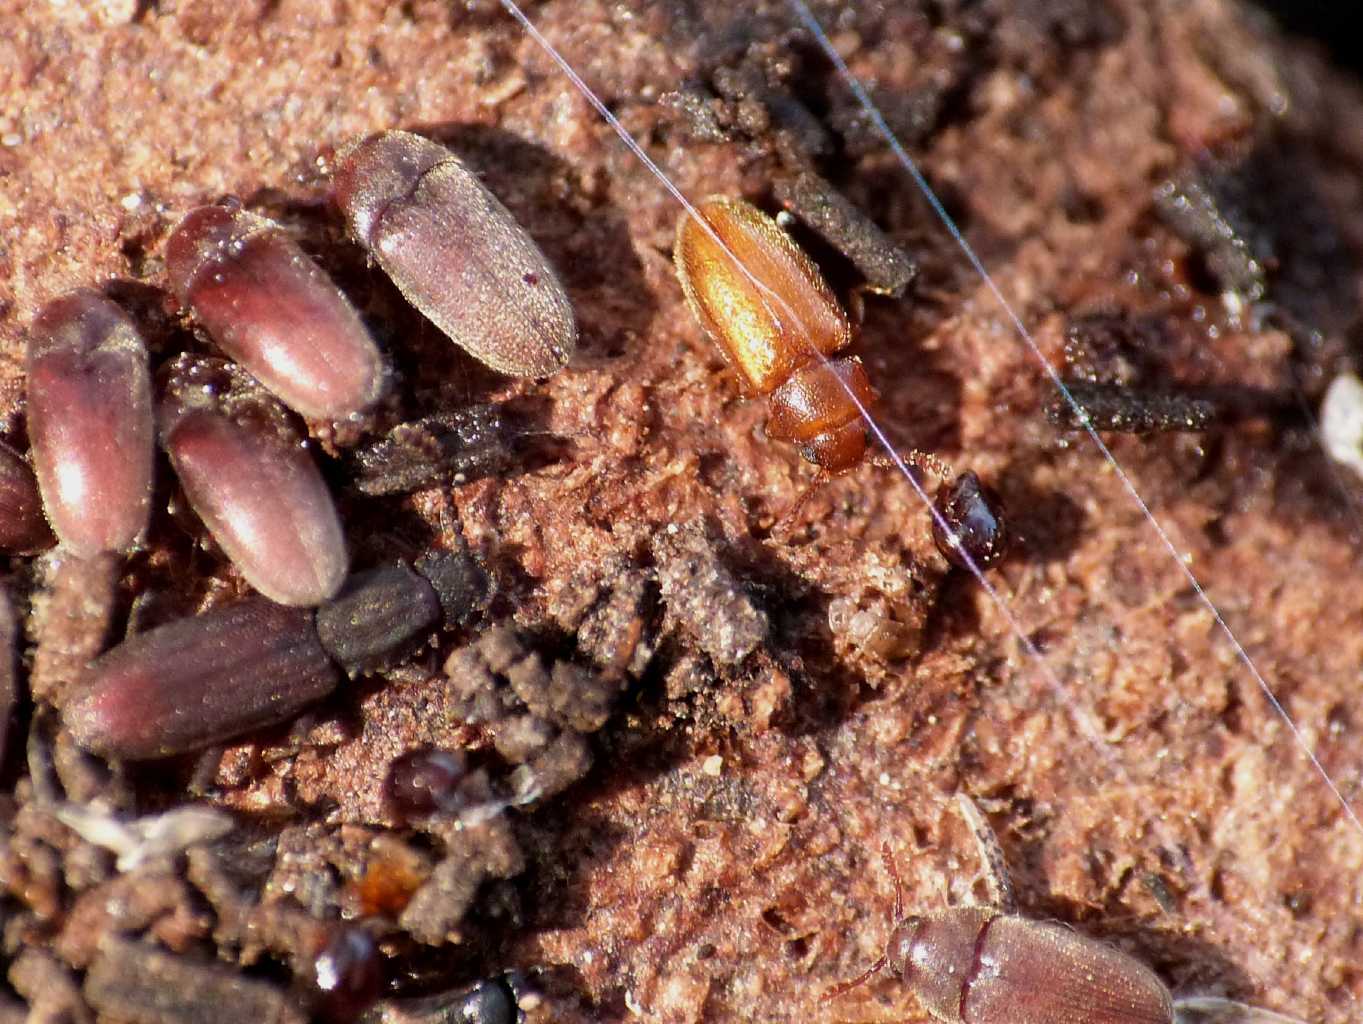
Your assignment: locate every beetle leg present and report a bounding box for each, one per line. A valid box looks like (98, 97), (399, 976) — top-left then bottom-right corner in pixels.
(955, 793), (1017, 914)
(771, 469), (830, 538)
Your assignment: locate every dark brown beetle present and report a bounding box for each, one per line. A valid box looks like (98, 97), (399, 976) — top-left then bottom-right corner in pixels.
(62, 551), (487, 761)
(0, 440), (51, 553)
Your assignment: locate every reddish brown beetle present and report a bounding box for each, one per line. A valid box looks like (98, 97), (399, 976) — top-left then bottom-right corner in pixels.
(828, 795), (1304, 1024)
(166, 202), (387, 422)
(26, 289), (154, 557)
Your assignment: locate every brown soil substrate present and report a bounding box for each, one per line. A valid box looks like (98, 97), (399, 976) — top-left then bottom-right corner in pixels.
(2, 1), (1363, 1022)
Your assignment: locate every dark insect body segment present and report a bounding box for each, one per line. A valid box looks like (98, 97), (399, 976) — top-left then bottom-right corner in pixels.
(315, 564), (442, 675)
(1050, 310), (1233, 434)
(932, 471), (1009, 571)
(26, 288), (154, 557)
(62, 598), (338, 761)
(159, 355), (349, 607)
(0, 441), (52, 553)
(166, 203), (387, 422)
(673, 195), (877, 476)
(384, 746), (470, 820)
(1045, 384), (1219, 434)
(62, 554), (481, 761)
(308, 925), (383, 1024)
(452, 980), (520, 1024)
(1152, 172), (1268, 303)
(346, 407), (515, 496)
(332, 130), (577, 378)
(773, 169), (918, 298)
(390, 976), (525, 1024)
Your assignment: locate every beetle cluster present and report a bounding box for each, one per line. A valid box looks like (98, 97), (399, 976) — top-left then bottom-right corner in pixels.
(0, 131), (587, 783)
(2, 132), (1008, 771)
(0, 109), (1005, 1019)
(2, 129), (575, 597)
(0, 126), (578, 1020)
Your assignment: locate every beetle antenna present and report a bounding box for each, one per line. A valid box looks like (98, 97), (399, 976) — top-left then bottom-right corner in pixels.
(880, 841), (904, 923)
(821, 843), (903, 1004)
(870, 447), (952, 482)
(821, 954), (887, 1004)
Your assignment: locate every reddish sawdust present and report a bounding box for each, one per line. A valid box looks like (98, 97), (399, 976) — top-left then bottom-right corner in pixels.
(2, 1), (1362, 1022)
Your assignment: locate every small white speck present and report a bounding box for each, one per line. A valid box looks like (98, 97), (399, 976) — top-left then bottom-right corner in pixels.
(120, 192), (143, 211)
(1322, 372), (1363, 482)
(1, 133), (21, 147)
(878, 771), (890, 786)
(703, 755), (723, 777)
(315, 954), (340, 990)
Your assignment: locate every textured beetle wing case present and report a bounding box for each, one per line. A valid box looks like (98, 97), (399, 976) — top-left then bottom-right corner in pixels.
(380, 158), (577, 376)
(335, 130), (577, 378)
(63, 600), (339, 761)
(966, 917), (1175, 1024)
(165, 205), (385, 420)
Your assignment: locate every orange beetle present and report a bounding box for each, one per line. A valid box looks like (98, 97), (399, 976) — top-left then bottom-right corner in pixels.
(675, 196), (1009, 569)
(674, 195), (880, 478)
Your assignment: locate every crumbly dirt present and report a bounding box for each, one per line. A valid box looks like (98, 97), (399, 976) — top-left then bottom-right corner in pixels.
(3, 1), (1363, 1022)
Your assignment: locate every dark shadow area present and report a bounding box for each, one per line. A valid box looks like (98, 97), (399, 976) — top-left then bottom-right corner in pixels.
(1145, 135), (1363, 549)
(1251, 2), (1363, 79)
(994, 467), (1088, 566)
(1271, 431), (1363, 548)
(917, 562), (985, 659)
(858, 292), (966, 457)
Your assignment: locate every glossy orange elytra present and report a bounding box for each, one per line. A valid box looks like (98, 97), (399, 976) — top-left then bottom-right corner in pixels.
(674, 195), (881, 478)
